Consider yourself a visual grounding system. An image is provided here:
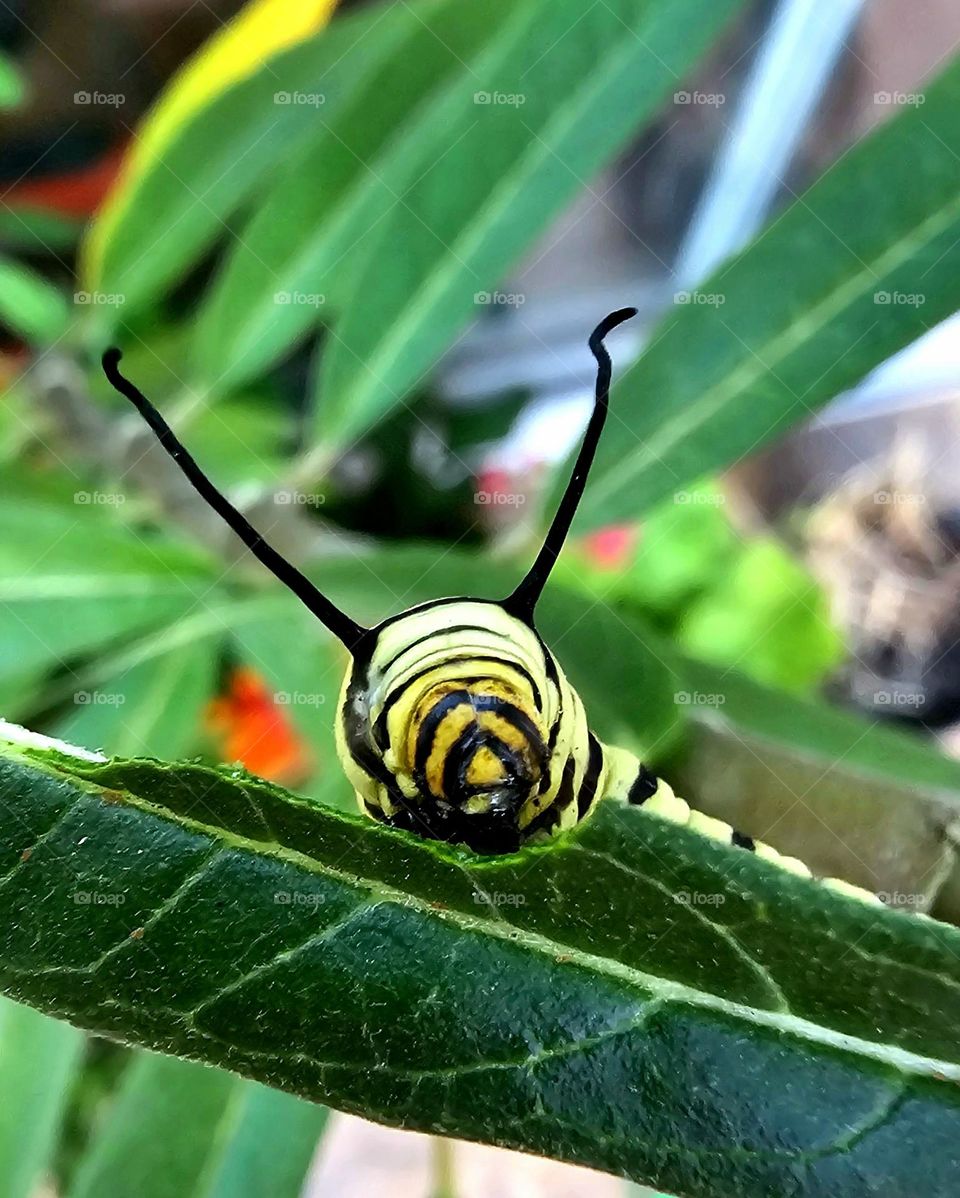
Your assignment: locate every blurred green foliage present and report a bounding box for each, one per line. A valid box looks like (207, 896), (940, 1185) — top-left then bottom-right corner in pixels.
(559, 483), (843, 696)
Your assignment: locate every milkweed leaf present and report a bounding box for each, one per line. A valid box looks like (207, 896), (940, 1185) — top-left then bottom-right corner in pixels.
(1, 733), (959, 1196)
(578, 57), (960, 527)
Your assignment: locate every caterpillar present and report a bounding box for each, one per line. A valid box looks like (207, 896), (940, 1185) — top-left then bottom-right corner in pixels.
(101, 312), (877, 903)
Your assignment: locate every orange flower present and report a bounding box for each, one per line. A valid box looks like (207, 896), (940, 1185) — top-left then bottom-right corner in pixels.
(206, 666), (311, 786)
(6, 144), (127, 218)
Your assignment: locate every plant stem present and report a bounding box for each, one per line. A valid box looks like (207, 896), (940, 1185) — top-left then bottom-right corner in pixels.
(429, 1135), (459, 1198)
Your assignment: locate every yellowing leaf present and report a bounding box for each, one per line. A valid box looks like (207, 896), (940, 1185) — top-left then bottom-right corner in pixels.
(83, 0), (337, 287)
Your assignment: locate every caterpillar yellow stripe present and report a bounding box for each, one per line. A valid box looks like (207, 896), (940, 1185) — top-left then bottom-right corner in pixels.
(101, 310), (878, 907)
(333, 594), (878, 903)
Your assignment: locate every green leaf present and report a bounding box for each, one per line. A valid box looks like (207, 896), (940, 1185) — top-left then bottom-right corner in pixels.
(0, 257), (70, 346)
(200, 1081), (328, 1198)
(54, 642), (218, 761)
(0, 385), (32, 466)
(229, 599), (348, 806)
(579, 57), (960, 528)
(318, 0), (748, 444)
(194, 0), (511, 389)
(680, 659), (960, 795)
(83, 1), (411, 326)
(0, 996), (84, 1198)
(46, 596), (282, 702)
(537, 589), (681, 759)
(0, 668), (48, 726)
(69, 1052), (326, 1198)
(580, 483), (737, 619)
(0, 495), (218, 682)
(0, 485), (216, 579)
(0, 577), (209, 683)
(0, 205), (82, 254)
(177, 394), (291, 487)
(678, 538), (844, 695)
(675, 657), (960, 921)
(2, 738), (960, 1195)
(0, 51), (25, 110)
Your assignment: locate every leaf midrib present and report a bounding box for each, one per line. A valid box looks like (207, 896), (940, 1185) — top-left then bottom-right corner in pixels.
(24, 749), (960, 1083)
(215, 0), (480, 367)
(586, 175), (960, 512)
(80, 985), (916, 1174)
(336, 0), (674, 423)
(61, 596), (283, 698)
(0, 577), (208, 600)
(114, 647), (198, 757)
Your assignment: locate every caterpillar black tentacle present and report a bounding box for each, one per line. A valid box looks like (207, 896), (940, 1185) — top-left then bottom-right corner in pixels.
(101, 348), (367, 651)
(101, 316), (878, 905)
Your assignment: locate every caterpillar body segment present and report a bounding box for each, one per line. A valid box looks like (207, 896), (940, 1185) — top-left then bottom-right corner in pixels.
(101, 308), (880, 908)
(612, 759), (881, 905)
(335, 598), (600, 854)
(334, 595), (672, 851)
(337, 597), (878, 901)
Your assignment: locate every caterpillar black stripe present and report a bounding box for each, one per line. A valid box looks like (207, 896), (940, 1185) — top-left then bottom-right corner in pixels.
(102, 312), (878, 904)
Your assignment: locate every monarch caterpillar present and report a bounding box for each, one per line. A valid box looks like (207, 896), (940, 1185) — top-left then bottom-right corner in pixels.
(102, 312), (878, 903)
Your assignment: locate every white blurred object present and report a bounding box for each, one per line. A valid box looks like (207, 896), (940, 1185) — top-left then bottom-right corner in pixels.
(440, 0), (886, 474)
(676, 0), (868, 285)
(828, 312), (960, 419)
(0, 719), (106, 763)
(306, 1113), (624, 1197)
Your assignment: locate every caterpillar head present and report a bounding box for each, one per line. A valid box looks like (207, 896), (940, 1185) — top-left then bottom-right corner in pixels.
(405, 678), (545, 814)
(102, 308), (636, 851)
(392, 677), (547, 852)
(336, 598), (561, 853)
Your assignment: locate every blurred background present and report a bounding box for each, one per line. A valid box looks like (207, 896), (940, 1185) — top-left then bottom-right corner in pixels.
(2, 0), (960, 1195)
